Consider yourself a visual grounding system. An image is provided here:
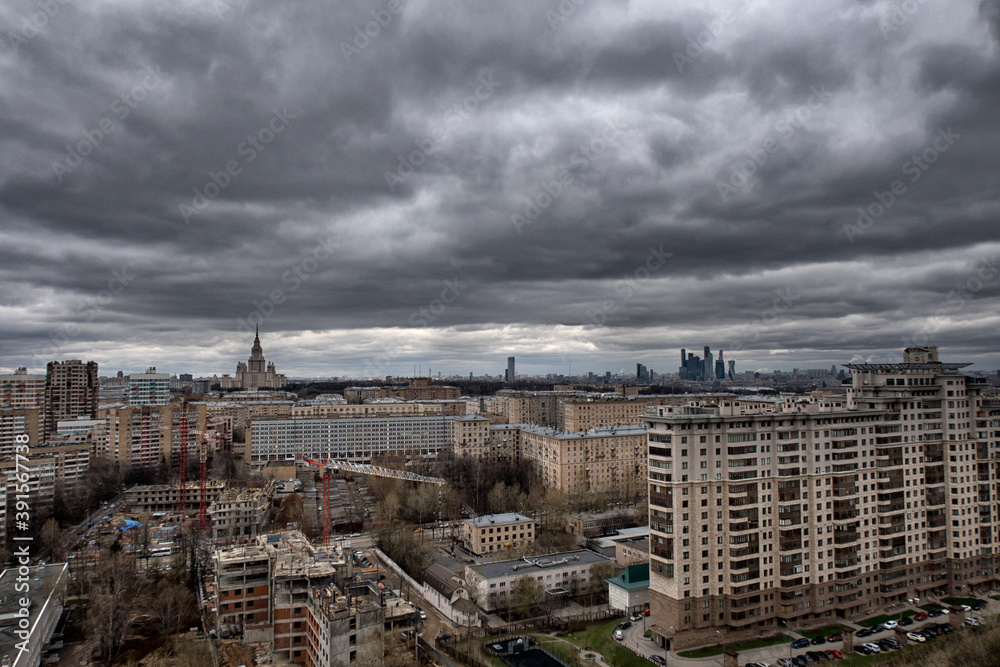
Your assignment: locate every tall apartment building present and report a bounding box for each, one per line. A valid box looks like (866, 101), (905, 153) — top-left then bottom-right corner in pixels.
(519, 424), (648, 498)
(101, 403), (208, 468)
(128, 366), (170, 405)
(561, 395), (735, 432)
(451, 415), (491, 457)
(248, 414), (460, 468)
(344, 378), (460, 402)
(0, 408), (41, 457)
(0, 368), (46, 410)
(645, 347), (1000, 651)
(43, 360), (99, 437)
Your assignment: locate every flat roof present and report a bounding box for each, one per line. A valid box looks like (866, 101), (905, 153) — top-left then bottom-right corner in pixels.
(464, 513), (533, 528)
(844, 363), (971, 371)
(518, 424), (647, 439)
(0, 564), (68, 662)
(472, 550), (610, 580)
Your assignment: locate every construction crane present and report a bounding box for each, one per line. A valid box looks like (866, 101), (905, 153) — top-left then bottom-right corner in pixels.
(299, 455), (446, 545)
(175, 400), (218, 530)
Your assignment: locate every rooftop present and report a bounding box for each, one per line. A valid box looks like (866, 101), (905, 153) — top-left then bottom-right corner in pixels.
(471, 550), (611, 580)
(0, 564), (68, 662)
(606, 563), (649, 591)
(464, 513), (533, 528)
(844, 362), (971, 372)
(518, 424), (647, 439)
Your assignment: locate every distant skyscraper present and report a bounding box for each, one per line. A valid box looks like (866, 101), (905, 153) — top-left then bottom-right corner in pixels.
(704, 346), (713, 382)
(727, 359), (735, 380)
(636, 363), (648, 381)
(44, 359), (99, 437)
(219, 327), (286, 390)
(716, 350), (726, 379)
(506, 356), (515, 382)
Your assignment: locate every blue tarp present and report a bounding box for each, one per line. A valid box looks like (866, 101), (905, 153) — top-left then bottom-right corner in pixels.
(120, 519), (143, 531)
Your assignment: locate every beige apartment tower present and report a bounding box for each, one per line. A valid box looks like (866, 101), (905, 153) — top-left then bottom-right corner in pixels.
(646, 348), (999, 651)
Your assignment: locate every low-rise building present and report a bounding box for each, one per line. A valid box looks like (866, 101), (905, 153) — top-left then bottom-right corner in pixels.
(566, 507), (642, 538)
(607, 563), (649, 613)
(465, 550), (613, 612)
(461, 513), (535, 556)
(0, 564), (69, 667)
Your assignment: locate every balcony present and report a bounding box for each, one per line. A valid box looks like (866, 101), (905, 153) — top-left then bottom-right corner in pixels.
(833, 486), (859, 497)
(834, 509), (859, 521)
(926, 491), (946, 506)
(649, 492), (673, 508)
(730, 545), (760, 558)
(729, 470), (758, 481)
(779, 540), (802, 551)
(834, 532), (860, 545)
(832, 463), (859, 472)
(835, 568), (862, 580)
(877, 502), (905, 514)
(778, 467), (801, 477)
(780, 564), (804, 577)
(779, 489), (801, 502)
(730, 521), (759, 532)
(834, 557), (860, 568)
(879, 524), (905, 536)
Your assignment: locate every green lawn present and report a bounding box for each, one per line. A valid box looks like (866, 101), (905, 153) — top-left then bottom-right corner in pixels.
(992, 595), (1000, 602)
(856, 611), (914, 627)
(796, 625), (848, 639)
(677, 634), (789, 658)
(919, 603), (939, 612)
(554, 619), (652, 667)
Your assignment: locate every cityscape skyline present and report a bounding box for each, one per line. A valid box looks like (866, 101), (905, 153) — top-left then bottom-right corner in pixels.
(3, 2), (1000, 378)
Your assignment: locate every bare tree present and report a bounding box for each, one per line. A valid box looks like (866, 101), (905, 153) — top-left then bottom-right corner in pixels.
(147, 579), (196, 654)
(40, 518), (70, 562)
(86, 552), (149, 665)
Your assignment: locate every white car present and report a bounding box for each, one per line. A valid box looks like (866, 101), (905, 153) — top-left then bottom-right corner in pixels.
(960, 604), (972, 612)
(906, 632), (926, 643)
(884, 620), (898, 629)
(614, 629), (624, 641)
(863, 643), (881, 653)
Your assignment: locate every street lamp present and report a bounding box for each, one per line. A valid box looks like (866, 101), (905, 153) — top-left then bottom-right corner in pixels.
(716, 630), (725, 665)
(665, 626), (673, 667)
(779, 620), (792, 664)
(905, 597), (919, 622)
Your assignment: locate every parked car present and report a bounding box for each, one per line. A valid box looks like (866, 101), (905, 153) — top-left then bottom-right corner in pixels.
(899, 616), (915, 626)
(883, 620), (898, 629)
(855, 646), (872, 655)
(630, 613), (643, 621)
(778, 659), (794, 667)
(618, 620), (632, 629)
(811, 636), (826, 645)
(928, 608), (947, 617)
(649, 656), (665, 666)
(972, 603), (987, 612)
(965, 618), (981, 627)
(938, 624), (954, 634)
(914, 611), (929, 621)
(792, 657), (807, 667)
(855, 628), (873, 638)
(907, 632), (926, 642)
(792, 638), (811, 649)
(871, 624), (887, 633)
(826, 650), (844, 659)
(643, 607), (651, 616)
(614, 629), (624, 641)
(960, 604), (972, 612)
(826, 634), (842, 642)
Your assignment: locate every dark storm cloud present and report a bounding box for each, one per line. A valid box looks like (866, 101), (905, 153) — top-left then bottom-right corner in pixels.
(1, 0), (999, 377)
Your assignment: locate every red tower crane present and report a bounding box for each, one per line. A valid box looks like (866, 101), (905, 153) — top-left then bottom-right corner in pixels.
(299, 455), (446, 545)
(178, 400), (188, 515)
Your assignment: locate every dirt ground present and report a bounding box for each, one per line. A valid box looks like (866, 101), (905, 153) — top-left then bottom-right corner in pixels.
(218, 639), (255, 667)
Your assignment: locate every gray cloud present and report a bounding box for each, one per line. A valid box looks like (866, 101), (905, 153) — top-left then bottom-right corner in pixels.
(2, 0), (999, 378)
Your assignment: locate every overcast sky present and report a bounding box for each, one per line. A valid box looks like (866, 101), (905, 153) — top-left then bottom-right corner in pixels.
(2, 0), (999, 379)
